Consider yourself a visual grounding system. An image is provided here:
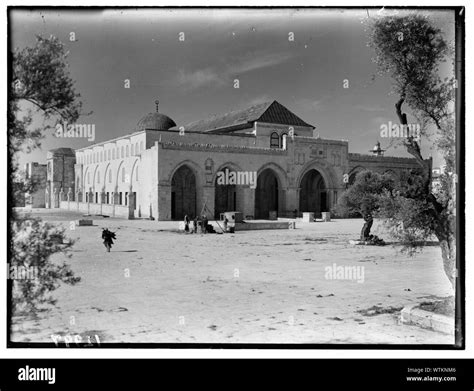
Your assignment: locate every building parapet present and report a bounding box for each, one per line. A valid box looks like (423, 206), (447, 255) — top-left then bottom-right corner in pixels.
(294, 136), (349, 146)
(348, 153), (418, 163)
(159, 141), (287, 155)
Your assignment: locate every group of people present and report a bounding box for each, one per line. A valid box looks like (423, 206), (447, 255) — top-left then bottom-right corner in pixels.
(183, 215), (230, 234)
(183, 214), (209, 234)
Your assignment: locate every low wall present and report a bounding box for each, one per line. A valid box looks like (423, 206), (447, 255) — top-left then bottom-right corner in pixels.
(234, 221), (290, 231)
(59, 201), (131, 218)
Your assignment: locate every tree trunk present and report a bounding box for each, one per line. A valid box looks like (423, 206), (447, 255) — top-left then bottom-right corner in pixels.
(360, 216), (373, 241)
(396, 96), (455, 290)
(438, 236), (456, 291)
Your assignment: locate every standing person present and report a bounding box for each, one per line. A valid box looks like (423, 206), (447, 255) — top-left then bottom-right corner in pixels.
(193, 216), (198, 233)
(184, 215), (190, 232)
(223, 216), (229, 233)
(202, 215), (208, 234)
(101, 228), (116, 252)
(360, 202), (374, 241)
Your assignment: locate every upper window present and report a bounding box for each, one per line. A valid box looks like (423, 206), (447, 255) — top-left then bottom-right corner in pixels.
(270, 132), (280, 148)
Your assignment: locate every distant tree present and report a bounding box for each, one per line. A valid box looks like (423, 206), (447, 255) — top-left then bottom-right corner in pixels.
(367, 14), (456, 288)
(10, 35), (83, 154)
(333, 170), (395, 239)
(10, 35), (86, 195)
(9, 35), (84, 314)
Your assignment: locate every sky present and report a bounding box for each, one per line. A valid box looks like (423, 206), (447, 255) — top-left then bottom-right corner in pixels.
(10, 7), (455, 168)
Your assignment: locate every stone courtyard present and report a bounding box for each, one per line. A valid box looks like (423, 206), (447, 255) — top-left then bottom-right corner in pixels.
(11, 209), (454, 345)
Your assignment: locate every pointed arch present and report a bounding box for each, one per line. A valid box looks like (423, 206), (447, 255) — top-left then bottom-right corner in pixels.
(213, 162), (244, 219)
(171, 164), (197, 220)
(130, 157), (140, 185)
(115, 160), (125, 189)
(103, 163), (111, 185)
(167, 160), (204, 186)
(254, 162), (288, 219)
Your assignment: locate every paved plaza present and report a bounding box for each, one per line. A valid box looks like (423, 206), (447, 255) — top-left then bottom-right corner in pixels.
(11, 209), (454, 345)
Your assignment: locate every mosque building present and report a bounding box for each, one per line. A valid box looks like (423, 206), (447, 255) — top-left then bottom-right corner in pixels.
(37, 99), (422, 220)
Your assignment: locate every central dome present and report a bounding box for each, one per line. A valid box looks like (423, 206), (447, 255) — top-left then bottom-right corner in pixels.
(136, 101), (176, 131)
(136, 112), (176, 131)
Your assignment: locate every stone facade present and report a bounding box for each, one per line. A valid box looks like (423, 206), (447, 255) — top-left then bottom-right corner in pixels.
(45, 148), (76, 209)
(39, 100), (422, 220)
(23, 162), (47, 208)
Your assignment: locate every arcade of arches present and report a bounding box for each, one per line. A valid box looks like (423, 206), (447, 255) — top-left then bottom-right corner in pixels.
(169, 164), (334, 220)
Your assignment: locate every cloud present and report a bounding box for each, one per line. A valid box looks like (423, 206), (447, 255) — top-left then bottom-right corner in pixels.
(295, 98), (325, 112)
(370, 116), (392, 127)
(228, 52), (293, 75)
(353, 104), (389, 113)
(176, 50), (294, 91)
(176, 68), (225, 90)
(243, 95), (273, 107)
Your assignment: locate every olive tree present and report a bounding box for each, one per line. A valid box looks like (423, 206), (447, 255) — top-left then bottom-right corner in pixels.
(367, 14), (457, 289)
(9, 35), (84, 314)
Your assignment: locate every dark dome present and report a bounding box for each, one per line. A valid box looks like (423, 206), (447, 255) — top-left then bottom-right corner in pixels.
(136, 112), (176, 131)
(47, 147), (75, 156)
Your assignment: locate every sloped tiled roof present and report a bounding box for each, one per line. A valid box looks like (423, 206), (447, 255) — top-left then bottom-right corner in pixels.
(180, 100), (315, 133)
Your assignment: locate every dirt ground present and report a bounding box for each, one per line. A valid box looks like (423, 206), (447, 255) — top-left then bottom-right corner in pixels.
(10, 209), (455, 345)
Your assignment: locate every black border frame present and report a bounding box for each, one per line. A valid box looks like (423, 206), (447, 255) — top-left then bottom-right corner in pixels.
(6, 5), (466, 350)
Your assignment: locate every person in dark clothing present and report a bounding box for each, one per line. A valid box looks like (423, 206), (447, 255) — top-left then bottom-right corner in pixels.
(360, 203), (374, 241)
(193, 216), (198, 233)
(184, 215), (190, 232)
(202, 215), (208, 234)
(101, 228), (116, 252)
(223, 217), (229, 233)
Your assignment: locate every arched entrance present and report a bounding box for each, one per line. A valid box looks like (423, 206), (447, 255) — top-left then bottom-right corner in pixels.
(299, 169), (327, 217)
(255, 169), (279, 219)
(171, 165), (196, 220)
(214, 168), (237, 219)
